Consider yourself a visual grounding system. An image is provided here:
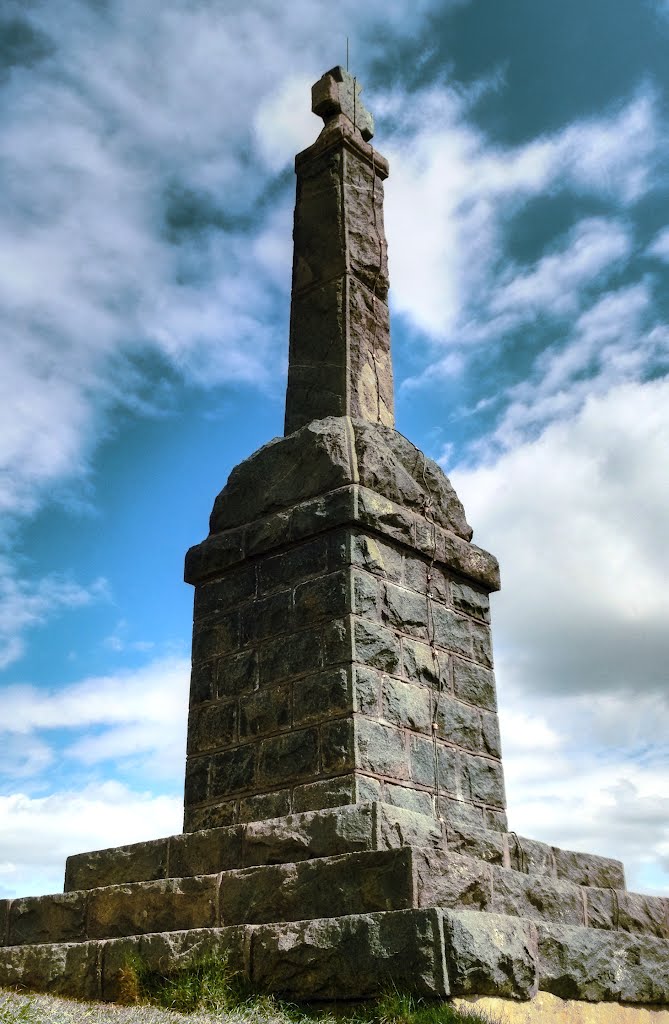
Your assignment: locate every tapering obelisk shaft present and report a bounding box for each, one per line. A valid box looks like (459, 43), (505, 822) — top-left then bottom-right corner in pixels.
(284, 67), (394, 435)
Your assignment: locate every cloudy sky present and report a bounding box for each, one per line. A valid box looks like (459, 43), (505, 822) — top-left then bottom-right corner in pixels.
(1, 0), (668, 901)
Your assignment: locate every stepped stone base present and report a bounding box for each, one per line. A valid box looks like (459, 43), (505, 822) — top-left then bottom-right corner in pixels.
(0, 803), (667, 1010)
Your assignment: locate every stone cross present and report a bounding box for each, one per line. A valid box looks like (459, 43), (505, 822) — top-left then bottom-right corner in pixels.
(284, 67), (394, 434)
(311, 65), (375, 141)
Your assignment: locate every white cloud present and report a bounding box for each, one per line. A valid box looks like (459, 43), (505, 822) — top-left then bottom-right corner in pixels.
(499, 680), (669, 895)
(384, 88), (659, 343)
(491, 218), (631, 321)
(486, 282), (668, 450)
(451, 377), (669, 701)
(648, 226), (669, 262)
(0, 783), (183, 899)
(1, 655), (189, 781)
(0, 564), (108, 670)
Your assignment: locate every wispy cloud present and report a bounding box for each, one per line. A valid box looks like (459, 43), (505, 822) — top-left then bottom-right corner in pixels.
(0, 564), (108, 670)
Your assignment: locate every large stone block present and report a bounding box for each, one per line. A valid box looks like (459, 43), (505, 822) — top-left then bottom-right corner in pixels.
(536, 922), (669, 1004)
(0, 940), (102, 1000)
(219, 847), (414, 925)
(8, 892), (86, 946)
(65, 838), (169, 892)
(442, 909), (539, 1000)
(87, 876), (218, 940)
(491, 870), (585, 928)
(251, 907), (448, 999)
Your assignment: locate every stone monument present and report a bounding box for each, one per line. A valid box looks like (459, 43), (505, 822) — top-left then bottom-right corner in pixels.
(0, 68), (667, 1022)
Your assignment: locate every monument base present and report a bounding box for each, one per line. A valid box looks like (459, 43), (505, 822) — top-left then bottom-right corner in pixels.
(0, 802), (667, 1009)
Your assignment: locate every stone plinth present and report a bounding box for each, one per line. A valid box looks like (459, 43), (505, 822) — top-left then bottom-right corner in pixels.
(182, 416), (507, 834)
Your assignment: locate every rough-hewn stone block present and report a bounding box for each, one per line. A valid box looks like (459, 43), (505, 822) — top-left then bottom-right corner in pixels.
(194, 566), (257, 620)
(65, 838), (169, 893)
(188, 700), (238, 753)
(293, 776), (356, 812)
(239, 685), (291, 739)
(320, 716), (355, 772)
(169, 825), (244, 878)
(353, 618), (401, 672)
(216, 650), (258, 698)
(382, 676), (432, 732)
(415, 850), (494, 913)
(382, 582), (429, 639)
(452, 581), (490, 622)
(442, 909), (539, 999)
(350, 532), (403, 582)
(356, 718), (407, 779)
(239, 790), (291, 824)
(8, 892), (86, 946)
(293, 668), (351, 725)
(403, 636), (446, 687)
(209, 744), (257, 797)
(553, 845), (626, 889)
(382, 782), (433, 816)
(259, 627), (322, 683)
(492, 870), (585, 928)
(241, 591), (292, 645)
(452, 657), (496, 711)
(294, 571), (349, 624)
(461, 752), (506, 808)
(257, 728), (319, 785)
(536, 922), (669, 1004)
(251, 908), (449, 999)
(220, 848), (414, 925)
(436, 694), (482, 751)
(87, 876), (218, 940)
(192, 613), (240, 663)
(0, 940), (102, 1000)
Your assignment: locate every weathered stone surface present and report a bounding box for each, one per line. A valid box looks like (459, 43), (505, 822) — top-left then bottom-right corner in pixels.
(353, 421), (472, 540)
(0, 940), (102, 999)
(461, 752), (506, 808)
(536, 922), (669, 1004)
(442, 909), (539, 999)
(383, 782), (433, 816)
(220, 848), (413, 925)
(492, 870), (585, 928)
(447, 824), (506, 866)
(8, 892), (86, 946)
(65, 838), (169, 892)
(101, 926), (250, 1003)
(293, 776), (355, 812)
(293, 668), (351, 725)
(586, 888), (669, 938)
(553, 845), (626, 889)
(415, 850), (493, 912)
(188, 700), (238, 752)
(353, 618), (401, 672)
(350, 531), (403, 582)
(87, 876), (218, 939)
(239, 790), (291, 824)
(239, 685), (290, 739)
(356, 718), (407, 779)
(251, 908), (448, 999)
(169, 825), (244, 878)
(382, 677), (432, 732)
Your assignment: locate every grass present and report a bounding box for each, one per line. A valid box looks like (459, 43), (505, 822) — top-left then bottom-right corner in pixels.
(0, 952), (504, 1024)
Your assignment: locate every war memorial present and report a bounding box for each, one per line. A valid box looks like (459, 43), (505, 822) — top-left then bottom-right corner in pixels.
(0, 68), (667, 1022)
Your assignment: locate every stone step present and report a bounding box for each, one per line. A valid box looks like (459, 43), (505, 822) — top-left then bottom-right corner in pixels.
(4, 845), (666, 949)
(0, 908), (667, 1007)
(63, 800), (626, 893)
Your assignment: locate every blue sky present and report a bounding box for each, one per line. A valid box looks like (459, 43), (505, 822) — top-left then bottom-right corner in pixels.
(1, 0), (668, 900)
